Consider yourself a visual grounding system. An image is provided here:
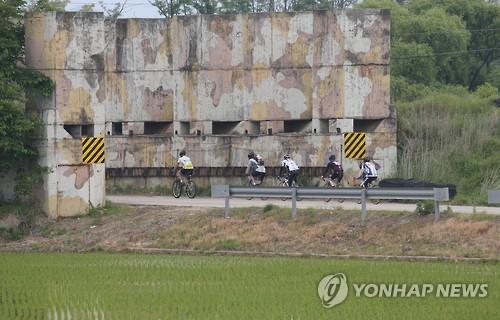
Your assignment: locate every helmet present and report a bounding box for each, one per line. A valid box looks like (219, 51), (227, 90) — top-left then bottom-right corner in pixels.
(283, 154), (290, 160)
(179, 150), (186, 157)
(329, 154), (336, 161)
(248, 151), (255, 159)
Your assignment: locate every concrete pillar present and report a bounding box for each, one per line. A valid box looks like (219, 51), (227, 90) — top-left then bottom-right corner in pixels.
(25, 12), (106, 217)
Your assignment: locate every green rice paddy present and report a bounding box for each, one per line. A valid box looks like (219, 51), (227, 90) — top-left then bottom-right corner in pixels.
(0, 253), (498, 319)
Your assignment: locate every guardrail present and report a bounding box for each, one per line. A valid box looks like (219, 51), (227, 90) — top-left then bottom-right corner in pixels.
(488, 190), (500, 205)
(211, 185), (450, 223)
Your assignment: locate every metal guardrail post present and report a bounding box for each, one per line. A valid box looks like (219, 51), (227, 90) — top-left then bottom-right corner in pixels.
(434, 200), (440, 222)
(433, 188), (449, 223)
(488, 190), (500, 204)
(361, 189), (367, 224)
(291, 188), (297, 219)
(224, 196), (230, 218)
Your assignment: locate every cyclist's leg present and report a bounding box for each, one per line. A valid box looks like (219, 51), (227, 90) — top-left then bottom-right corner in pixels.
(361, 176), (370, 188)
(337, 171), (344, 185)
(291, 170), (299, 186)
(181, 169), (190, 183)
(184, 169), (194, 180)
(175, 168), (183, 181)
(368, 176), (377, 187)
(330, 172), (340, 187)
(248, 174), (256, 186)
(287, 172), (293, 187)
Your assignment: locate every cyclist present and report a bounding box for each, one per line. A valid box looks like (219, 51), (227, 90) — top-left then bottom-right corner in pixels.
(355, 157), (378, 187)
(255, 154), (266, 184)
(280, 154), (300, 187)
(245, 151), (259, 185)
(321, 154), (343, 187)
(175, 150), (194, 182)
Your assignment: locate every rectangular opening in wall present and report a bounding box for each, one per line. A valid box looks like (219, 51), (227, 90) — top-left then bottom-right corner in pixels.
(144, 121), (172, 134)
(176, 121), (190, 135)
(112, 122), (123, 135)
(353, 119), (383, 132)
(81, 124), (94, 137)
(284, 120), (311, 133)
(63, 124), (82, 139)
(246, 121), (260, 135)
(212, 121), (240, 135)
(313, 119), (329, 134)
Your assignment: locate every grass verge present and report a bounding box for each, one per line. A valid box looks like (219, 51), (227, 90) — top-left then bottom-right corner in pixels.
(0, 252), (497, 319)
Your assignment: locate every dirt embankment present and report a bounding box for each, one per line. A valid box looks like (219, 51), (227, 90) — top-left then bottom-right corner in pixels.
(0, 205), (499, 259)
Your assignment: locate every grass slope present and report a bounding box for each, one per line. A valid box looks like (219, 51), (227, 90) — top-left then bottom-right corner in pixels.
(396, 91), (500, 204)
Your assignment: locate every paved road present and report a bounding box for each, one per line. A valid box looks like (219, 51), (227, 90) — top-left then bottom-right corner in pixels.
(107, 195), (500, 215)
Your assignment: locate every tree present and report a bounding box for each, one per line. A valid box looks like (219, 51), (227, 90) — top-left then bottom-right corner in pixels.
(98, 1), (127, 21)
(79, 3), (95, 12)
(219, 0), (252, 13)
(391, 42), (436, 84)
(406, 0), (500, 90)
(149, 0), (189, 18)
(399, 7), (470, 85)
(189, 0), (218, 14)
(0, 0), (53, 195)
(26, 0), (69, 12)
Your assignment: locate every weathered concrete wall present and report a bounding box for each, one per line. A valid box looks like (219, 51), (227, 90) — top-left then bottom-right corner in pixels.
(104, 11), (390, 123)
(106, 134), (396, 172)
(25, 10), (394, 217)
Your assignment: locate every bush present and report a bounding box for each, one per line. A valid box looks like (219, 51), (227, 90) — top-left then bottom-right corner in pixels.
(415, 201), (434, 216)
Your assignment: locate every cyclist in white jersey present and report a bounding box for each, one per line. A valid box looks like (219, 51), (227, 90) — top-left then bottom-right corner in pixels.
(279, 154), (300, 186)
(245, 151), (259, 185)
(355, 157), (378, 187)
(176, 150), (194, 182)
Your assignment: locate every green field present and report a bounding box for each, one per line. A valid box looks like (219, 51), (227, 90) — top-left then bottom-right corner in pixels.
(0, 253), (498, 319)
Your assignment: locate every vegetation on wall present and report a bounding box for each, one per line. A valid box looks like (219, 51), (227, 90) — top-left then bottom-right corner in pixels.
(0, 0), (53, 198)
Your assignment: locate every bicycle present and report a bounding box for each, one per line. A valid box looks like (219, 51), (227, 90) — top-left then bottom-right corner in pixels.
(246, 176), (268, 200)
(276, 175), (302, 201)
(321, 176), (344, 203)
(172, 173), (197, 198)
(354, 177), (380, 205)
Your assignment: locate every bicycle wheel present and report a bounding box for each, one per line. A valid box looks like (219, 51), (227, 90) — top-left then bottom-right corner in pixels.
(186, 180), (197, 198)
(280, 181), (289, 201)
(246, 181), (254, 200)
(172, 180), (182, 198)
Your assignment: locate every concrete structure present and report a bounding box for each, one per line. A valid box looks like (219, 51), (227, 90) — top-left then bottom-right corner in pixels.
(24, 10), (394, 217)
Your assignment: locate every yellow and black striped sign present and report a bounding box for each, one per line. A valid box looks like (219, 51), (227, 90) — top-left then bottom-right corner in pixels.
(81, 137), (105, 164)
(343, 132), (366, 159)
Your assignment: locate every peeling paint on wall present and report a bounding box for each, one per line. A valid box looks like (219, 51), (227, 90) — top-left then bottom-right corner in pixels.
(25, 10), (394, 217)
